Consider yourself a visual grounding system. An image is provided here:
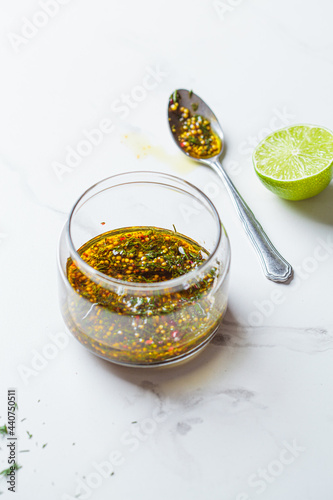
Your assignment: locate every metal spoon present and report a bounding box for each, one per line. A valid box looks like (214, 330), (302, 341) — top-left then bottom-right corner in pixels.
(168, 89), (293, 284)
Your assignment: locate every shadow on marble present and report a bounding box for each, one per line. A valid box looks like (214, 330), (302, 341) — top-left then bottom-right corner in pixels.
(279, 182), (333, 226)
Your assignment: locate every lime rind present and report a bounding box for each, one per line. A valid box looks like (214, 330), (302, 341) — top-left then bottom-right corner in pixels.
(256, 163), (333, 201)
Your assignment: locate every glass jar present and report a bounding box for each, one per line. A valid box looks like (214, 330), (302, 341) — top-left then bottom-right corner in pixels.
(57, 171), (231, 367)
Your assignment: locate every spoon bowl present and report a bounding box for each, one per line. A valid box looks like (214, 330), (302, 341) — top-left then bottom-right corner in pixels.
(168, 89), (225, 162)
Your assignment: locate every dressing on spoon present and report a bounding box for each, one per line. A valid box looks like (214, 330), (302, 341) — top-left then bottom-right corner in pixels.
(169, 92), (221, 159)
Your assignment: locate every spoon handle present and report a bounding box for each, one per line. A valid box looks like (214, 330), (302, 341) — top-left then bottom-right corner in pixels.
(209, 160), (293, 283)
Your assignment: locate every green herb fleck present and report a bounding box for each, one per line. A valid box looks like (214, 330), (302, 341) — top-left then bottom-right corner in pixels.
(191, 103), (198, 111)
(26, 431), (32, 439)
(172, 90), (178, 103)
(0, 425), (7, 436)
(0, 463), (21, 476)
(42, 443), (47, 449)
(189, 90), (193, 98)
(188, 136), (200, 145)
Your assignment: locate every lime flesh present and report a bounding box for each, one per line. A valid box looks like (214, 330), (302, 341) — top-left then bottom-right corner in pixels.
(253, 124), (333, 200)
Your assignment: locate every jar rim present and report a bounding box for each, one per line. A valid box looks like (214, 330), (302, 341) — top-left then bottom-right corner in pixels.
(66, 171), (229, 292)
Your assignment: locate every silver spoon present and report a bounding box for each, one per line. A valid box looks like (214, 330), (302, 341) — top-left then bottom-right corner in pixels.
(168, 89), (293, 284)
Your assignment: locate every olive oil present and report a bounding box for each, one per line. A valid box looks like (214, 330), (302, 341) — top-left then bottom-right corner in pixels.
(64, 226), (225, 365)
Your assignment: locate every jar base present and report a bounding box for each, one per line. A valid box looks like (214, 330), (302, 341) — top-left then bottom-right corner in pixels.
(69, 323), (222, 369)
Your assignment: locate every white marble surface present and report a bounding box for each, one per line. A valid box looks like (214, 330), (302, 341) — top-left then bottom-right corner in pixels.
(1, 0), (333, 498)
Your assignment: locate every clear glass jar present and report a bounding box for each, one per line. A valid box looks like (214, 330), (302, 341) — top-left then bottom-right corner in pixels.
(57, 171), (231, 367)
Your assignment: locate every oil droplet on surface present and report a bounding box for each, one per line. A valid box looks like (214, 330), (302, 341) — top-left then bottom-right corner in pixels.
(121, 133), (196, 174)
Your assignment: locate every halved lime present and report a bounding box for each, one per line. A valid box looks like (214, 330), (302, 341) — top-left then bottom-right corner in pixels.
(253, 124), (333, 200)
